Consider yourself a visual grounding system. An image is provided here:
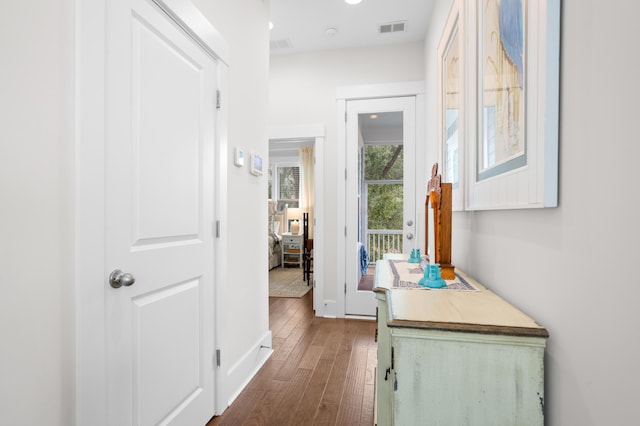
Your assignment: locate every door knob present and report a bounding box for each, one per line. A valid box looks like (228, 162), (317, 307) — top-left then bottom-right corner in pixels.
(406, 233), (414, 240)
(109, 269), (136, 288)
(407, 220), (414, 226)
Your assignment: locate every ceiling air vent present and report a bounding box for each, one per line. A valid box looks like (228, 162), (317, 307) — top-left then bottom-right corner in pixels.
(270, 39), (293, 50)
(378, 21), (407, 34)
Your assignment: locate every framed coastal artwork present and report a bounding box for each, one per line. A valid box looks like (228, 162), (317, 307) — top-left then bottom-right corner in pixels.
(478, 0), (527, 181)
(467, 0), (560, 210)
(439, 0), (560, 210)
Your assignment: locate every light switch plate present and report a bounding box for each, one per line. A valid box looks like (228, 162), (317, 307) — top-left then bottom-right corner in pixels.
(234, 147), (244, 167)
(250, 153), (263, 176)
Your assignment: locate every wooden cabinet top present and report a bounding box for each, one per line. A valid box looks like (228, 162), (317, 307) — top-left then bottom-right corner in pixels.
(374, 257), (548, 338)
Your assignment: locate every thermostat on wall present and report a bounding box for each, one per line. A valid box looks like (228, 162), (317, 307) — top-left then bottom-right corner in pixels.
(250, 154), (263, 176)
(234, 147), (244, 167)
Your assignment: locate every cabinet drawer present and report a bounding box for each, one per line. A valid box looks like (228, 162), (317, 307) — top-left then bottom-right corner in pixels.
(282, 235), (301, 244)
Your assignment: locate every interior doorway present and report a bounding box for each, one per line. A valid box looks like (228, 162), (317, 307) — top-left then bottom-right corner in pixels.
(268, 126), (325, 314)
(268, 139), (313, 299)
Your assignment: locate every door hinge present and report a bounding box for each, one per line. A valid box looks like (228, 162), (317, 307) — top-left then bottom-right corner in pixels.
(344, 226), (347, 237)
(345, 111), (347, 122)
(216, 349), (221, 367)
(392, 346), (398, 391)
(345, 168), (347, 180)
(344, 282), (347, 294)
(391, 346), (395, 370)
(216, 90), (221, 109)
(215, 220), (220, 238)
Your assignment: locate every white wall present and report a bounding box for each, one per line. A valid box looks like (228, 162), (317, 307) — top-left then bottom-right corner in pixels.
(269, 43), (425, 306)
(192, 0), (272, 408)
(424, 0), (640, 424)
(0, 1), (75, 425)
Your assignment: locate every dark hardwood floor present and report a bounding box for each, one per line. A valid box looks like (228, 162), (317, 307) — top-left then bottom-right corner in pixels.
(357, 265), (376, 291)
(207, 291), (377, 426)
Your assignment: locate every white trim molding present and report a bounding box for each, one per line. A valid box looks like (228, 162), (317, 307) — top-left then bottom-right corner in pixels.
(337, 81), (426, 101)
(222, 331), (273, 408)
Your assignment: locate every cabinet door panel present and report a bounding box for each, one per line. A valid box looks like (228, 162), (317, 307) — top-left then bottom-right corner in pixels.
(392, 331), (545, 425)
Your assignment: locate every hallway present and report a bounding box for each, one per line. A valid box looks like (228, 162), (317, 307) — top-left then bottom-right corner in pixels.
(207, 291), (377, 425)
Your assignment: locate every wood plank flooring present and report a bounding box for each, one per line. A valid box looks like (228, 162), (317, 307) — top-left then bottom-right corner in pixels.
(357, 265), (376, 291)
(207, 291), (377, 426)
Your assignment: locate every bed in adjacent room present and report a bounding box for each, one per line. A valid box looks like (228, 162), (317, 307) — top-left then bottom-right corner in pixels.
(268, 201), (284, 270)
(268, 230), (282, 270)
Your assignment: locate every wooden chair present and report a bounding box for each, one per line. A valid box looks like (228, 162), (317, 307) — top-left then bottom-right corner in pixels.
(303, 213), (313, 284)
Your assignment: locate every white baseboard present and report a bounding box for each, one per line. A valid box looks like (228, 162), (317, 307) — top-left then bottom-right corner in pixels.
(219, 331), (273, 413)
(345, 314), (376, 321)
(322, 299), (338, 318)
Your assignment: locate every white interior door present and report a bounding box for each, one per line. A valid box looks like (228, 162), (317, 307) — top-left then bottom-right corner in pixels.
(345, 97), (416, 316)
(105, 0), (217, 424)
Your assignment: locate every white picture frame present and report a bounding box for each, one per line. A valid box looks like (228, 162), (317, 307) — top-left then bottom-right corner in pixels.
(438, 0), (466, 212)
(445, 0), (560, 211)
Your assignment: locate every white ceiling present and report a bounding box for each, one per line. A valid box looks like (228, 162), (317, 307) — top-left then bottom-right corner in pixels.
(269, 0), (435, 145)
(359, 111), (403, 144)
(269, 0), (438, 56)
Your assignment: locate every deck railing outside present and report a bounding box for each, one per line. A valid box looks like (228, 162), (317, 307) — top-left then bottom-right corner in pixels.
(366, 229), (403, 263)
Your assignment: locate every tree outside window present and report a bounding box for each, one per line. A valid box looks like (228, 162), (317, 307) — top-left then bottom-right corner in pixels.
(364, 144), (403, 231)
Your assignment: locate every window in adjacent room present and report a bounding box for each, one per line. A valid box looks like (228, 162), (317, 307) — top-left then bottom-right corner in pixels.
(268, 163), (300, 210)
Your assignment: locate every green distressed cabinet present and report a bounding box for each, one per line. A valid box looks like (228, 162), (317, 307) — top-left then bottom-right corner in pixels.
(374, 258), (548, 426)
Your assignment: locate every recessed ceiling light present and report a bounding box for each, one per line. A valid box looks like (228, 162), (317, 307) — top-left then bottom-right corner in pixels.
(345, 0), (363, 4)
(370, 114), (378, 119)
(325, 27), (338, 36)
(269, 21), (273, 30)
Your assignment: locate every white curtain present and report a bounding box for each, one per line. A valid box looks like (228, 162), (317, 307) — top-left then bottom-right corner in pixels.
(300, 146), (314, 238)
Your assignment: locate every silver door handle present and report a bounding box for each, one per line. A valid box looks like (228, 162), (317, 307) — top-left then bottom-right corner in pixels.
(406, 233), (414, 240)
(109, 269), (136, 288)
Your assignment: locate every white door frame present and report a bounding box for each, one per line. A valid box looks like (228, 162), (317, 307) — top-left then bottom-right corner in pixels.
(336, 82), (425, 318)
(269, 125), (325, 316)
(344, 96), (417, 316)
(74, 1), (229, 423)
